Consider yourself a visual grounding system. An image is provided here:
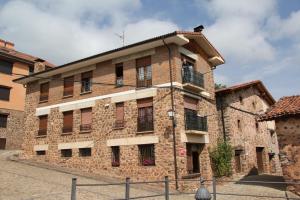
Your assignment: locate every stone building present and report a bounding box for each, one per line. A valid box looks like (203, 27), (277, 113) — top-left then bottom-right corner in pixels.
(0, 39), (54, 149)
(260, 95), (300, 195)
(14, 28), (225, 186)
(216, 80), (281, 176)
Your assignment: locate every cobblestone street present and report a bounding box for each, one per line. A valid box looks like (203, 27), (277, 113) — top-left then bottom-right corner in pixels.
(0, 150), (298, 200)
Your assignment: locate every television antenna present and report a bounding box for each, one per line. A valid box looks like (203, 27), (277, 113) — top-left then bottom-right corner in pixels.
(115, 31), (125, 47)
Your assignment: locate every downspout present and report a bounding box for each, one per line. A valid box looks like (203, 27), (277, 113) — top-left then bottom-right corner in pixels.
(162, 39), (179, 190)
(220, 96), (226, 141)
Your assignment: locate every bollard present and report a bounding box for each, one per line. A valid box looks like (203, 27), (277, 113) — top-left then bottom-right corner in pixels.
(195, 177), (212, 200)
(125, 177), (130, 200)
(212, 177), (216, 200)
(71, 177), (77, 200)
(164, 176), (169, 200)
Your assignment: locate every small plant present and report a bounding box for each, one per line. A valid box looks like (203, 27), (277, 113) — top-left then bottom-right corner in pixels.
(210, 140), (233, 177)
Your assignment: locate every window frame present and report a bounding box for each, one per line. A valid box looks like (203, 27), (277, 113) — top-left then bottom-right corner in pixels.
(79, 148), (92, 157)
(63, 76), (74, 97)
(138, 144), (155, 166)
(62, 111), (73, 133)
(36, 150), (46, 156)
(81, 71), (92, 94)
(0, 114), (8, 128)
(80, 107), (92, 132)
(0, 85), (11, 101)
(0, 60), (13, 74)
(115, 102), (125, 128)
(39, 82), (49, 102)
(136, 56), (152, 88)
(115, 63), (124, 87)
(38, 115), (48, 136)
(111, 146), (120, 167)
(137, 98), (154, 132)
(61, 149), (72, 158)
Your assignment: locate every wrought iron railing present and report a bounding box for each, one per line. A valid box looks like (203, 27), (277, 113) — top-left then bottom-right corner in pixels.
(182, 69), (204, 88)
(116, 77), (123, 87)
(185, 113), (207, 132)
(137, 79), (152, 88)
(137, 118), (153, 132)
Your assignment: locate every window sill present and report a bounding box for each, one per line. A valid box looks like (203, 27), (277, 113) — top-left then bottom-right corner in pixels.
(79, 130), (92, 134)
(36, 135), (47, 138)
(113, 126), (125, 130)
(63, 94), (73, 99)
(39, 100), (48, 104)
(136, 130), (154, 134)
(181, 173), (201, 179)
(140, 164), (156, 167)
(80, 91), (92, 95)
(61, 132), (73, 136)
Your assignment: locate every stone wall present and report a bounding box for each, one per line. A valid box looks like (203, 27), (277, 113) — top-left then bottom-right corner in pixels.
(0, 108), (24, 149)
(217, 87), (281, 176)
(275, 116), (300, 195)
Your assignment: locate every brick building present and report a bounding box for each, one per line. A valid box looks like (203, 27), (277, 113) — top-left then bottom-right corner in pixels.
(0, 39), (54, 149)
(260, 95), (300, 195)
(216, 80), (281, 176)
(14, 28), (225, 186)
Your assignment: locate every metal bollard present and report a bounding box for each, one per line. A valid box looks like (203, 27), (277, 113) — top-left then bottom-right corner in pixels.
(195, 177), (212, 200)
(212, 177), (216, 200)
(71, 177), (77, 200)
(125, 177), (130, 200)
(164, 176), (169, 200)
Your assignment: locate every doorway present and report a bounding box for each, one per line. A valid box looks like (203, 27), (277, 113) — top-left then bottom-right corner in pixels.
(0, 138), (6, 149)
(234, 150), (243, 173)
(256, 147), (264, 173)
(187, 143), (202, 174)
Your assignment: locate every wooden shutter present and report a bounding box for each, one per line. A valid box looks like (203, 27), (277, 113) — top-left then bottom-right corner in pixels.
(39, 115), (48, 130)
(40, 82), (49, 101)
(137, 98), (153, 108)
(184, 96), (198, 110)
(186, 144), (193, 173)
(81, 108), (92, 125)
(64, 76), (74, 96)
(136, 56), (151, 67)
(81, 71), (92, 79)
(63, 111), (73, 128)
(116, 103), (124, 121)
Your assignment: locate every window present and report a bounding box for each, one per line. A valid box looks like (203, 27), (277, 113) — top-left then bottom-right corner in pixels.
(0, 114), (8, 128)
(40, 82), (49, 102)
(36, 150), (46, 155)
(62, 111), (73, 133)
(137, 98), (153, 132)
(139, 144), (155, 166)
(38, 115), (48, 136)
(239, 96), (243, 105)
(0, 86), (11, 101)
(63, 76), (74, 97)
(186, 143), (201, 174)
(237, 119), (241, 130)
(181, 55), (195, 83)
(136, 56), (152, 88)
(115, 102), (124, 128)
(61, 149), (72, 157)
(81, 71), (92, 93)
(29, 66), (34, 74)
(79, 148), (91, 157)
(0, 60), (13, 74)
(111, 146), (120, 167)
(116, 63), (123, 87)
(80, 108), (92, 132)
(255, 121), (259, 131)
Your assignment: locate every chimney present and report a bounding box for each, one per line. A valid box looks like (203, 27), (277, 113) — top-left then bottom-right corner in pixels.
(34, 58), (46, 73)
(5, 41), (15, 49)
(0, 39), (5, 48)
(194, 25), (204, 32)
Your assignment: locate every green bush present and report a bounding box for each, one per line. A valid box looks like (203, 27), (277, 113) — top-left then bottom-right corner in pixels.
(210, 140), (233, 177)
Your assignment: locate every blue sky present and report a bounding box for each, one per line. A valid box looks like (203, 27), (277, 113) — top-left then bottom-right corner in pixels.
(0, 0), (299, 99)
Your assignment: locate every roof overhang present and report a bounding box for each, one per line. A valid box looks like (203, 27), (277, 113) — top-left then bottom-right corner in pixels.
(14, 34), (189, 84)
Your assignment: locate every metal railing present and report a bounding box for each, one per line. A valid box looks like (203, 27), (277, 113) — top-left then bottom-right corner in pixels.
(182, 69), (204, 88)
(116, 77), (124, 87)
(39, 94), (48, 102)
(137, 119), (153, 132)
(185, 114), (207, 132)
(70, 176), (300, 200)
(136, 79), (152, 88)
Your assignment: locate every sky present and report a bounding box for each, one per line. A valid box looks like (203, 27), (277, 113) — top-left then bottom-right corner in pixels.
(0, 0), (299, 99)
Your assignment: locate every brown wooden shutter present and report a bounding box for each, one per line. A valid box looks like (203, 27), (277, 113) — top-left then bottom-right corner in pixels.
(116, 103), (124, 121)
(186, 144), (193, 173)
(81, 71), (92, 79)
(184, 96), (198, 110)
(136, 56), (151, 67)
(39, 115), (48, 130)
(137, 98), (153, 108)
(63, 111), (73, 128)
(64, 76), (74, 96)
(81, 108), (92, 125)
(40, 82), (49, 94)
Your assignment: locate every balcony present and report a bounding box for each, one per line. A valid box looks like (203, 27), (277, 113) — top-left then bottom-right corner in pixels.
(137, 118), (153, 132)
(137, 79), (152, 88)
(182, 69), (204, 91)
(185, 114), (207, 134)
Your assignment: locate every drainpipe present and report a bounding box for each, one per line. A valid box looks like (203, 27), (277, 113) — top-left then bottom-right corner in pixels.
(219, 96), (226, 141)
(162, 39), (179, 190)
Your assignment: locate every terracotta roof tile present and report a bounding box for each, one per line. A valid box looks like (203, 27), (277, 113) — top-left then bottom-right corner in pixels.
(260, 95), (300, 120)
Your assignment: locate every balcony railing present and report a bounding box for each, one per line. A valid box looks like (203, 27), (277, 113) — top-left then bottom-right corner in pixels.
(137, 79), (152, 88)
(37, 129), (47, 136)
(116, 77), (123, 87)
(185, 114), (207, 132)
(39, 94), (48, 102)
(137, 118), (153, 132)
(182, 69), (204, 88)
(80, 124), (92, 132)
(62, 126), (73, 133)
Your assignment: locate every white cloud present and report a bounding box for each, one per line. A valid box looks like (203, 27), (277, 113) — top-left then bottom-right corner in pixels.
(0, 0), (178, 65)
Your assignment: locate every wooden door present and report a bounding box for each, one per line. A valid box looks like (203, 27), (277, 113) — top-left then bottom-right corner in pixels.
(234, 151), (242, 173)
(0, 138), (6, 149)
(256, 147), (264, 173)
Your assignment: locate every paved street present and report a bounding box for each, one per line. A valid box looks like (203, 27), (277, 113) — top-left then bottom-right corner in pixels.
(0, 150), (299, 200)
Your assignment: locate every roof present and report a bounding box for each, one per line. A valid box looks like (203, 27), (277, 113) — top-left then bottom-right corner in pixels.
(14, 30), (225, 84)
(260, 95), (300, 121)
(215, 80), (276, 105)
(0, 46), (55, 67)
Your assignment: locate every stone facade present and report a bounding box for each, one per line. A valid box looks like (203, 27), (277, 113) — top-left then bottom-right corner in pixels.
(0, 108), (24, 149)
(275, 116), (300, 195)
(216, 86), (282, 176)
(21, 39), (222, 190)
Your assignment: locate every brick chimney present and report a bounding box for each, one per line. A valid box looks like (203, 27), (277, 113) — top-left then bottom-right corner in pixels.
(34, 58), (46, 73)
(0, 39), (5, 48)
(0, 39), (15, 49)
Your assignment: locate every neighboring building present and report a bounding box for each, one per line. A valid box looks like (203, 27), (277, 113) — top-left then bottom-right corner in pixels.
(0, 39), (54, 149)
(260, 95), (300, 195)
(14, 27), (225, 186)
(216, 80), (281, 176)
